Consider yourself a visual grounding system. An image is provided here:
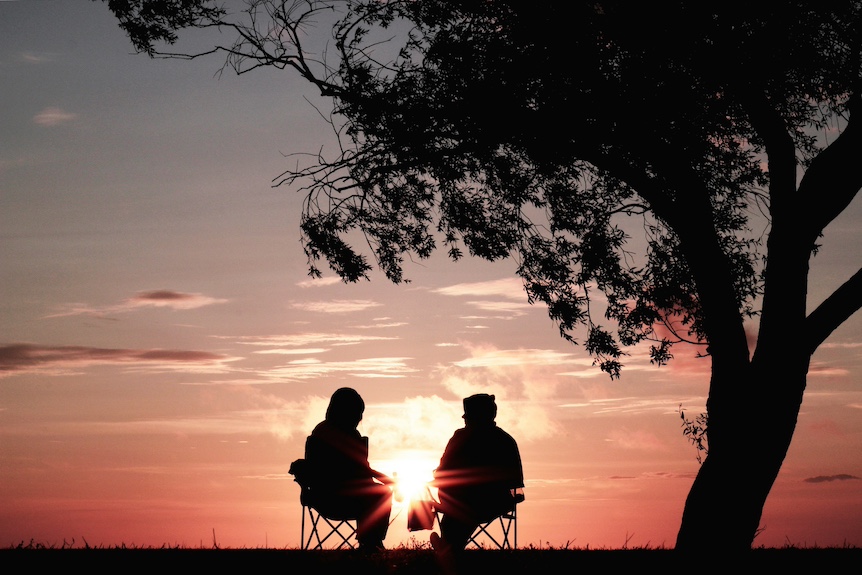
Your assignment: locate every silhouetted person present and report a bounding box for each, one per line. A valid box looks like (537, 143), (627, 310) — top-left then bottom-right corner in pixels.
(431, 393), (524, 553)
(302, 387), (393, 551)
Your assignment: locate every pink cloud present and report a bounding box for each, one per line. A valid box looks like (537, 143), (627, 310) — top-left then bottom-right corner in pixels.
(126, 290), (228, 310)
(33, 106), (77, 126)
(0, 343), (235, 378)
(606, 427), (669, 452)
(804, 474), (861, 483)
(45, 289), (228, 317)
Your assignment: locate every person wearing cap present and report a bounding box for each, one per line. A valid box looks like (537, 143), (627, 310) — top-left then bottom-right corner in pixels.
(431, 393), (524, 553)
(303, 387), (394, 552)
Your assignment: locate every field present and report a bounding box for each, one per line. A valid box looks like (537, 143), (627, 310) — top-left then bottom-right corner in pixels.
(4, 544), (861, 573)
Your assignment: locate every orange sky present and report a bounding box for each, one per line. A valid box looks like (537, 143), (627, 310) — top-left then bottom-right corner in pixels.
(1, 1), (861, 550)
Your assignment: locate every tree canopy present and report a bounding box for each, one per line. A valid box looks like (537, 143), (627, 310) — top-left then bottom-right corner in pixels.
(102, 0), (862, 550)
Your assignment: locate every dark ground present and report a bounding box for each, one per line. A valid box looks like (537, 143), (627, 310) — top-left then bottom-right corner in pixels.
(3, 547), (861, 573)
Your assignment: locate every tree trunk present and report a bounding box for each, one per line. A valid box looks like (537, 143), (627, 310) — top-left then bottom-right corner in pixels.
(675, 353), (809, 552)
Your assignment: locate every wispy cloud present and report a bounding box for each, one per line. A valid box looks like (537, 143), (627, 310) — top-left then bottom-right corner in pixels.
(434, 277), (525, 299)
(353, 321), (408, 329)
(291, 300), (382, 313)
(606, 427), (669, 452)
(808, 361), (851, 378)
(33, 106), (77, 126)
(432, 278), (537, 319)
(296, 276), (343, 288)
(803, 474), (861, 483)
(261, 356), (417, 381)
(451, 347), (581, 369)
(20, 51), (52, 64)
(230, 333), (397, 348)
(560, 396), (694, 416)
(462, 300), (533, 316)
(126, 290), (228, 310)
(819, 341), (862, 349)
(0, 343), (239, 378)
(45, 289), (228, 318)
(253, 348), (328, 355)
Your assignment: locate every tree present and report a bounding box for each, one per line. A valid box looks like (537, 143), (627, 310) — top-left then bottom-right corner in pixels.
(100, 0), (862, 551)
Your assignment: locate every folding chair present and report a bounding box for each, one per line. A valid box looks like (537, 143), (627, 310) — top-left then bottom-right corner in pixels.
(289, 456), (360, 550)
(431, 489), (524, 550)
(299, 499), (358, 550)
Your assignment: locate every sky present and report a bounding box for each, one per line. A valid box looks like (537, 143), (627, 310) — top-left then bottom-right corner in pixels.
(2, 0), (861, 550)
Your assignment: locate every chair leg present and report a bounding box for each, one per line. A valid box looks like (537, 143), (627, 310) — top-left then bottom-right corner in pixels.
(301, 505), (325, 550)
(318, 516), (356, 550)
(300, 505), (357, 550)
(466, 508), (517, 550)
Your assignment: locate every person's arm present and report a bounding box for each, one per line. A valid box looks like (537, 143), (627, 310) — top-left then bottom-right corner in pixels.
(370, 468), (394, 485)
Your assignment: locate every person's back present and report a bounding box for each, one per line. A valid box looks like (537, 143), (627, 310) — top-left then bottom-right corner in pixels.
(432, 393), (524, 551)
(300, 387), (393, 551)
(306, 419), (371, 492)
(435, 422), (522, 522)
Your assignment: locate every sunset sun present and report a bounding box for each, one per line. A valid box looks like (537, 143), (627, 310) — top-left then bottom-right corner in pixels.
(381, 455), (437, 505)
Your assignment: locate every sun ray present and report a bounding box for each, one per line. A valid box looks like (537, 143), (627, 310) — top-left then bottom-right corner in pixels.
(375, 451), (438, 507)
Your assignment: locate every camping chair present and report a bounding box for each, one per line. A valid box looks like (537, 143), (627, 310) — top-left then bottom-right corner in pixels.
(426, 488), (524, 550)
(289, 435), (373, 550)
(290, 457), (360, 550)
(465, 490), (524, 550)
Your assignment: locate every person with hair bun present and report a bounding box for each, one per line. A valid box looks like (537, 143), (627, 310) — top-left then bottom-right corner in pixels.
(304, 387), (393, 552)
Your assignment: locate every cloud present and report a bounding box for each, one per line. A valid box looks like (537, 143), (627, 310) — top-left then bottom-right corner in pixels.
(451, 346), (581, 370)
(291, 300), (383, 313)
(253, 348), (328, 355)
(126, 290), (228, 310)
(364, 395), (462, 457)
(253, 392), (463, 469)
(230, 333), (397, 348)
(20, 52), (52, 64)
(33, 106), (77, 126)
(819, 342), (862, 349)
(435, 343), (571, 441)
(247, 392), (340, 443)
(433, 277), (525, 300)
(0, 343), (238, 378)
(803, 474), (861, 483)
(258, 393), (465, 475)
(296, 276), (343, 288)
(606, 427), (669, 452)
(561, 396), (693, 417)
(807, 361), (851, 378)
(434, 281), (535, 317)
(45, 289), (228, 318)
(353, 321), (408, 329)
(261, 356), (418, 381)
(461, 300), (533, 317)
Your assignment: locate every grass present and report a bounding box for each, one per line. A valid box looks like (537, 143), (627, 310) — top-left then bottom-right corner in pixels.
(4, 540), (862, 573)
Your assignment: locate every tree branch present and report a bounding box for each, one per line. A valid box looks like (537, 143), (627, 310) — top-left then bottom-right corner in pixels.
(805, 266), (862, 355)
(797, 112), (862, 241)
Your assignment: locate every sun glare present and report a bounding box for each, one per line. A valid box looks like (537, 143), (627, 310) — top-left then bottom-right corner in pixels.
(378, 454), (437, 505)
